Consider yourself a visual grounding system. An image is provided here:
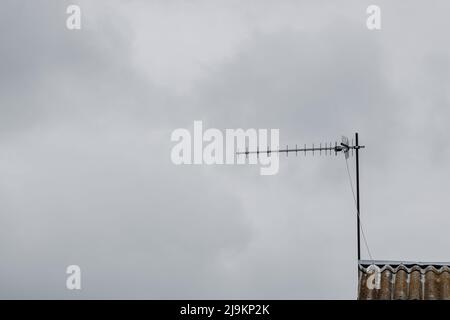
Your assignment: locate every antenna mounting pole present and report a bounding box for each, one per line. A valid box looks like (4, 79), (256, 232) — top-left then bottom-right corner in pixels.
(355, 132), (361, 261)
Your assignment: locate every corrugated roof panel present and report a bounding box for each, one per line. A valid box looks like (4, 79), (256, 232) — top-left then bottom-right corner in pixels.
(358, 262), (450, 300)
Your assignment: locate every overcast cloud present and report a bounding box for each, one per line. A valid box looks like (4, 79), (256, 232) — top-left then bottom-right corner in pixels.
(1, 0), (450, 299)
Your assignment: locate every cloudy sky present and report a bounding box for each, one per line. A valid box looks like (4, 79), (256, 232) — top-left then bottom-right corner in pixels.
(1, 0), (449, 299)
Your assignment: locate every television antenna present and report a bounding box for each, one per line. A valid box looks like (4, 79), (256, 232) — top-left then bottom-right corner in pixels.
(237, 132), (368, 261)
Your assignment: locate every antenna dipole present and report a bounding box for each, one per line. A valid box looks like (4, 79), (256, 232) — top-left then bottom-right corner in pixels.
(236, 132), (366, 262)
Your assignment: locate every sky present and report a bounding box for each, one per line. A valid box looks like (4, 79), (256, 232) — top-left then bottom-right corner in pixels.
(1, 0), (450, 299)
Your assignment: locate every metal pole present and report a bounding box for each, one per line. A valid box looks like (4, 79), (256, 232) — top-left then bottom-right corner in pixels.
(355, 132), (361, 261)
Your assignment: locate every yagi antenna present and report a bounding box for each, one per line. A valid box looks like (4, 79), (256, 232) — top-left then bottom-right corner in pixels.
(237, 135), (362, 159)
(236, 132), (366, 262)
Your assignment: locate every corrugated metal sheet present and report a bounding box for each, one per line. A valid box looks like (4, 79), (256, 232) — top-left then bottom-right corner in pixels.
(358, 261), (450, 300)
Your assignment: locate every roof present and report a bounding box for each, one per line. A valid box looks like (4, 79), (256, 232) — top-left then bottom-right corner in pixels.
(358, 260), (450, 300)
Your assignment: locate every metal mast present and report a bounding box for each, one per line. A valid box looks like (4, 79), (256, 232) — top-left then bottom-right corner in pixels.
(355, 132), (361, 261)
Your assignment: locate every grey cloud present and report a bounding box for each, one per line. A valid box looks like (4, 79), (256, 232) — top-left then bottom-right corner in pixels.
(1, 0), (450, 299)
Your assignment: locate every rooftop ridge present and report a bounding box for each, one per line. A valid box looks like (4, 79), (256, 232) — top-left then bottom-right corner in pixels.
(359, 259), (450, 266)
